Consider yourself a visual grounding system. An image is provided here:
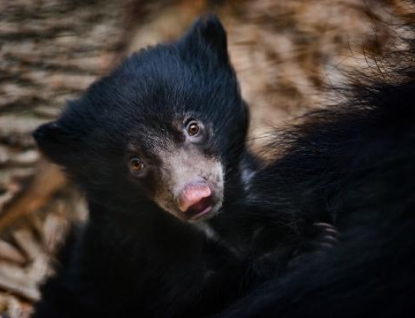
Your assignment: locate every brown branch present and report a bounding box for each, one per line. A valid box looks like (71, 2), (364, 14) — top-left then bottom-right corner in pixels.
(0, 160), (66, 232)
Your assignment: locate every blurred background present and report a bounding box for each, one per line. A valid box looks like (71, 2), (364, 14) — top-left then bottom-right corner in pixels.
(0, 0), (410, 316)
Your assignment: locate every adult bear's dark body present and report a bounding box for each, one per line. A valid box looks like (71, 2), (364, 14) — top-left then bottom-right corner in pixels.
(217, 43), (415, 318)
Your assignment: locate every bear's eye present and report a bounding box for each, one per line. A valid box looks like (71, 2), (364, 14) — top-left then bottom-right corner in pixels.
(186, 120), (200, 136)
(130, 158), (144, 172)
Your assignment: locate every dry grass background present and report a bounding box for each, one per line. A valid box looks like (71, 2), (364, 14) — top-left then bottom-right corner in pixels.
(0, 0), (411, 316)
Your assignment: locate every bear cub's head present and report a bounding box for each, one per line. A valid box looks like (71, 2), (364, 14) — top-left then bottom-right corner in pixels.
(34, 15), (249, 223)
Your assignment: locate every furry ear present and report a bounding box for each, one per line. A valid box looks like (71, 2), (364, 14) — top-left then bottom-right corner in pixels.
(33, 121), (82, 166)
(180, 14), (229, 64)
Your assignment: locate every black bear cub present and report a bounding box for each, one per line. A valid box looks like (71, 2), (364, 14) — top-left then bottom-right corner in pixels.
(33, 15), (321, 318)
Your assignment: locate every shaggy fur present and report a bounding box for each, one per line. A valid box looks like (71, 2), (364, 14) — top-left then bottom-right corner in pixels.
(33, 10), (415, 318)
(216, 14), (415, 317)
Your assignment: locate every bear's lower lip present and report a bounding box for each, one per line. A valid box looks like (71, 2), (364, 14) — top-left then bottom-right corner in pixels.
(184, 195), (214, 221)
(189, 206), (213, 220)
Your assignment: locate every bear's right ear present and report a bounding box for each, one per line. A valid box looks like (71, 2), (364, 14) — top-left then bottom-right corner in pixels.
(180, 14), (229, 64)
(33, 121), (82, 166)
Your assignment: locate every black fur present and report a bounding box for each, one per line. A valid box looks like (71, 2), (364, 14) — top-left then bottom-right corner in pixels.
(217, 32), (415, 318)
(33, 11), (415, 318)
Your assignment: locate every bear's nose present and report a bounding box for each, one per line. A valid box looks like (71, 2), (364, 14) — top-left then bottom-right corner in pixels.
(177, 182), (212, 213)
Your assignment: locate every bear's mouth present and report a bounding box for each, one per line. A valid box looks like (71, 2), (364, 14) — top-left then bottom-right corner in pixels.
(186, 196), (214, 221)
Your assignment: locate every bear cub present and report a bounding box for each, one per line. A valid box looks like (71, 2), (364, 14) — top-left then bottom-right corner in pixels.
(33, 15), (334, 318)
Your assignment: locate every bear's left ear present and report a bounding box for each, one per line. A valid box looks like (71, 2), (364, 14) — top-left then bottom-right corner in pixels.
(180, 14), (229, 64)
(33, 121), (83, 167)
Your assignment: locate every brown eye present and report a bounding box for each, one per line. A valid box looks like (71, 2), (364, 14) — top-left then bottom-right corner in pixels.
(130, 158), (144, 171)
(187, 121), (200, 136)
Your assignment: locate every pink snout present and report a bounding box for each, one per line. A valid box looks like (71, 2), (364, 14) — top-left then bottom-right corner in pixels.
(177, 183), (213, 220)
